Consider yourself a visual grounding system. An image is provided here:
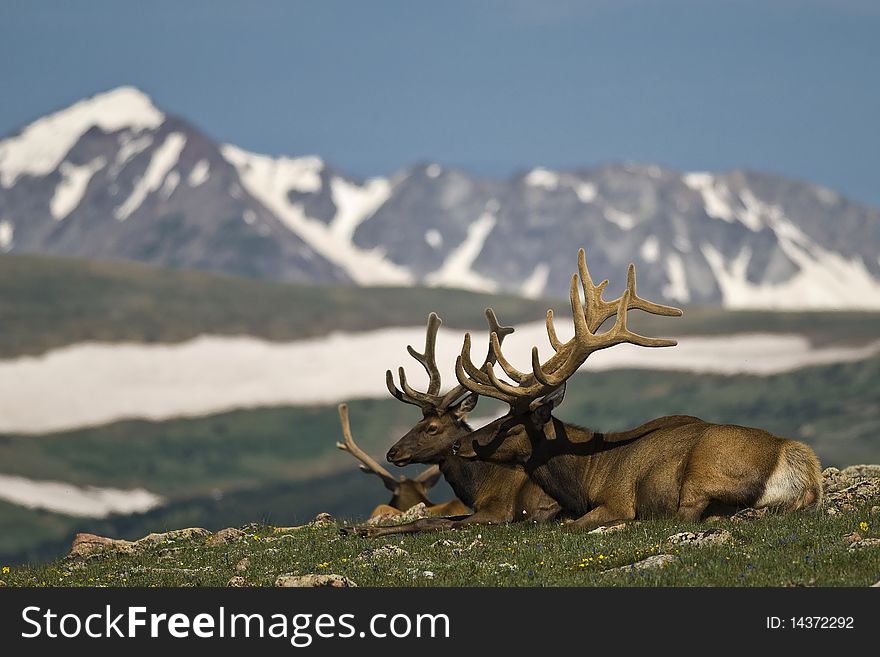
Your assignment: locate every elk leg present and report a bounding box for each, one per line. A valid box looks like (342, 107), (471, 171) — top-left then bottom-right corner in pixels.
(565, 505), (634, 531)
(676, 484), (711, 522)
(340, 514), (472, 539)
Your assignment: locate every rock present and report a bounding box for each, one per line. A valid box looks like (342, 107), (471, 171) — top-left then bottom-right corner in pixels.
(312, 512), (336, 526)
(872, 506), (880, 516)
(588, 523), (629, 534)
(822, 467), (855, 493)
(422, 571), (435, 579)
(227, 576), (251, 587)
(68, 533), (136, 558)
(840, 464), (880, 480)
(0, 580), (6, 587)
(848, 538), (880, 551)
(206, 527), (246, 546)
(234, 557), (250, 573)
(665, 528), (733, 547)
(730, 507), (768, 522)
(136, 528), (211, 548)
(604, 554), (676, 574)
(842, 532), (863, 544)
(357, 544), (409, 561)
(825, 479), (880, 513)
(275, 574), (357, 587)
(871, 580), (880, 587)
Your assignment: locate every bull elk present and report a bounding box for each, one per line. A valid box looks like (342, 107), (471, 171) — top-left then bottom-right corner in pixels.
(344, 310), (560, 538)
(453, 248), (822, 530)
(337, 403), (469, 519)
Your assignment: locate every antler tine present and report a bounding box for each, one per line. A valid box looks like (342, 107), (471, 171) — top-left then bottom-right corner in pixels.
(405, 312), (443, 396)
(336, 403), (398, 484)
(624, 263), (683, 318)
(413, 463), (442, 485)
(439, 310), (516, 408)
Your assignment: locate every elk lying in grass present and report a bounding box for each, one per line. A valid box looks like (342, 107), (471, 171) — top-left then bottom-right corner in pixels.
(344, 310), (560, 538)
(453, 249), (822, 531)
(337, 403), (469, 519)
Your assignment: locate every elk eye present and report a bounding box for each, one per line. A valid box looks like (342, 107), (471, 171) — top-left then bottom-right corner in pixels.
(426, 424), (439, 435)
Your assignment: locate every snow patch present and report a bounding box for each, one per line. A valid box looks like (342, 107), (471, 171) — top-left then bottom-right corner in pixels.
(574, 182), (597, 203)
(224, 145), (411, 286)
(187, 159), (210, 187)
(426, 210), (498, 292)
(0, 86), (163, 187)
(662, 253), (690, 303)
(640, 236), (659, 263)
(110, 132), (153, 177)
(0, 220), (13, 251)
(520, 263), (549, 299)
(425, 164), (442, 178)
(222, 144), (322, 194)
(524, 167), (560, 190)
(425, 229), (443, 249)
(160, 170), (180, 199)
(2, 331), (879, 434)
(604, 207), (636, 230)
(0, 475), (163, 518)
(683, 172), (737, 223)
(114, 132), (186, 221)
(49, 156), (105, 220)
(329, 176), (391, 242)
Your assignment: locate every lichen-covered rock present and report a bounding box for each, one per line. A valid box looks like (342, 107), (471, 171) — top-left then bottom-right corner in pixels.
(825, 478), (880, 513)
(665, 528), (733, 547)
(235, 557), (251, 572)
(840, 465), (880, 480)
(357, 544), (409, 561)
(275, 574), (357, 587)
(730, 507), (768, 522)
(588, 523), (629, 534)
(69, 533), (136, 558)
(847, 538), (880, 552)
(604, 554), (676, 574)
(227, 576), (251, 587)
(206, 527), (246, 546)
(136, 528), (211, 547)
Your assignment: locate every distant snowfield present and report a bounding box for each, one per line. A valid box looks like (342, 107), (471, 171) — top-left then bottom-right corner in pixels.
(1, 327), (879, 434)
(0, 475), (164, 517)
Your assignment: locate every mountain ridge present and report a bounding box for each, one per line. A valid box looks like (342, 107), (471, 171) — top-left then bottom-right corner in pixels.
(2, 86), (879, 308)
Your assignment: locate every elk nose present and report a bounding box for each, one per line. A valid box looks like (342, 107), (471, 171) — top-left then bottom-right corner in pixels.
(386, 446), (399, 462)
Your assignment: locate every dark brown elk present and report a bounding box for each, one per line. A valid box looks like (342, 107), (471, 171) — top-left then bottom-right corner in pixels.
(453, 248), (822, 530)
(337, 403), (469, 519)
(345, 310), (560, 538)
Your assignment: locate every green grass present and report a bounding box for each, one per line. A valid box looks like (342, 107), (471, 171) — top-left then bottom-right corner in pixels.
(2, 253), (880, 359)
(2, 503), (878, 587)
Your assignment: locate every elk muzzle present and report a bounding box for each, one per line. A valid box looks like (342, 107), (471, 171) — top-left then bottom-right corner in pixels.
(386, 445), (411, 467)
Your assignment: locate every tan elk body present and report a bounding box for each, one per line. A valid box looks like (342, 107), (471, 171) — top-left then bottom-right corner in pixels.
(453, 249), (822, 530)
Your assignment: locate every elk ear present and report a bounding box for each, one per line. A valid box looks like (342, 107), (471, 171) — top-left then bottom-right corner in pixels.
(450, 392), (479, 419)
(529, 384), (566, 429)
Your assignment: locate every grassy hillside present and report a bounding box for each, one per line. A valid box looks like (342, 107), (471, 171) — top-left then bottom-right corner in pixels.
(2, 253), (880, 359)
(3, 501), (878, 587)
(2, 356), (879, 565)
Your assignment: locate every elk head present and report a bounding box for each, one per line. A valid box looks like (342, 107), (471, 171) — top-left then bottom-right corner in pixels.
(337, 402), (443, 511)
(385, 309), (514, 466)
(452, 248), (682, 465)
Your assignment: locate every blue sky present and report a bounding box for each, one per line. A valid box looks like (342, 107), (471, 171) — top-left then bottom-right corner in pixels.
(1, 0), (878, 205)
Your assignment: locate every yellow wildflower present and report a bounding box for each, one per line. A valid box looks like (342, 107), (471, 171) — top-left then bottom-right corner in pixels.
(859, 521), (869, 532)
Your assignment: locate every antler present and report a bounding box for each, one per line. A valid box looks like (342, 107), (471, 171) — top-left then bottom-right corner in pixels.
(337, 403), (399, 485)
(387, 310), (514, 411)
(455, 248), (682, 409)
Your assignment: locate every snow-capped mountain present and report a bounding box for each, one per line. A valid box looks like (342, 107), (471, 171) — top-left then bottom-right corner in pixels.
(2, 87), (879, 308)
